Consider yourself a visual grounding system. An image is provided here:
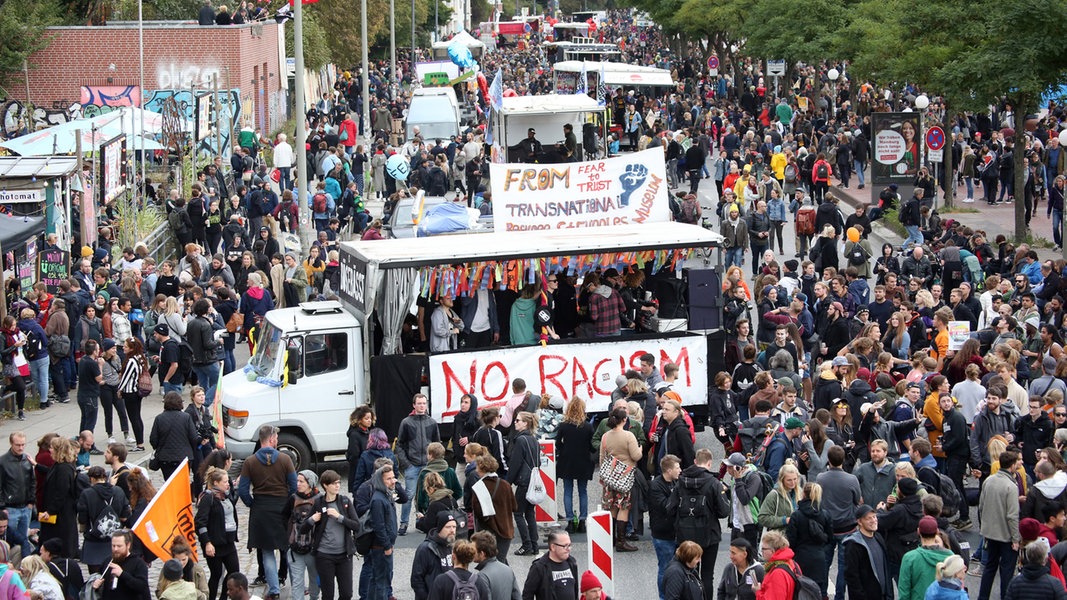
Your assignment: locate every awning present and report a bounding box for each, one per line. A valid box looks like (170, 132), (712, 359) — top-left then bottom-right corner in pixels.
(498, 21), (530, 35)
(0, 214), (45, 250)
(553, 61), (675, 87)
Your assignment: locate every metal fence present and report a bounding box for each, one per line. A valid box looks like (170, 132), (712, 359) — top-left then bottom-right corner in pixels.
(141, 219), (178, 264)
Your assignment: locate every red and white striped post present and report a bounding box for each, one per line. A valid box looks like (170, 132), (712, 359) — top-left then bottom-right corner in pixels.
(586, 511), (614, 597)
(535, 440), (557, 524)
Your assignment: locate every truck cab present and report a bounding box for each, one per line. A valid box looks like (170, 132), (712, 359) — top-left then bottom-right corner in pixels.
(222, 302), (364, 470)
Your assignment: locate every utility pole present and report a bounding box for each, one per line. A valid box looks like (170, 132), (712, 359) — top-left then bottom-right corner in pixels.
(294, 0), (308, 208)
(411, 0), (416, 73)
(213, 74), (223, 165)
(390, 0), (396, 100)
(361, 0), (370, 143)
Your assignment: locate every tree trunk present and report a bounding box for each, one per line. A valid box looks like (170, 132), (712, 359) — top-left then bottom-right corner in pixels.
(941, 105), (954, 209)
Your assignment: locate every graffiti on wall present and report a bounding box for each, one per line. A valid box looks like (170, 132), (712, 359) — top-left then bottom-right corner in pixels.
(144, 89), (241, 159)
(1, 100), (71, 135)
(80, 86), (141, 107)
(157, 63), (221, 90)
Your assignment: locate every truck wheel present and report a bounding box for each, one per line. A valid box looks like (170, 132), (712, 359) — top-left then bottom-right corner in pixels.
(277, 433), (312, 471)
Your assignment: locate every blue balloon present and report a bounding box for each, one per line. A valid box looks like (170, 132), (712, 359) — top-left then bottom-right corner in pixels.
(448, 41), (475, 70)
(386, 154), (410, 181)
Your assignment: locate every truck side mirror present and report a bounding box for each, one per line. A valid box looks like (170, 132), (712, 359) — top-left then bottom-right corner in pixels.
(287, 351), (301, 383)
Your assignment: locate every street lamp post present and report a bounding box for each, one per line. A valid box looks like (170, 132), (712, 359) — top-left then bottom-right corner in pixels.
(390, 0), (396, 100)
(827, 68), (839, 121)
(361, 0), (370, 142)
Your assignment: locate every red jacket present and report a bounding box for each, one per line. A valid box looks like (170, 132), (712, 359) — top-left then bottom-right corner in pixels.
(757, 548), (798, 600)
(339, 119), (357, 147)
(812, 159), (832, 183)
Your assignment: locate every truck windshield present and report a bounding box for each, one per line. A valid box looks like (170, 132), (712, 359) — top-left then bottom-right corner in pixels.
(249, 321), (282, 377)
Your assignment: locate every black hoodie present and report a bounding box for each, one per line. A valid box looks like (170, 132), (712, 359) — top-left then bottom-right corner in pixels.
(844, 378), (876, 430)
(668, 465), (730, 547)
(411, 528), (454, 600)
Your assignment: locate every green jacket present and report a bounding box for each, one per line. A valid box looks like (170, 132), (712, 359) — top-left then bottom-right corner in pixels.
(757, 487), (798, 531)
(414, 458), (463, 513)
(898, 545), (953, 600)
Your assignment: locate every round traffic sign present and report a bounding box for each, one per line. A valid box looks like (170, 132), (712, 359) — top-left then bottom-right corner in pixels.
(707, 56), (719, 70)
(926, 126), (946, 151)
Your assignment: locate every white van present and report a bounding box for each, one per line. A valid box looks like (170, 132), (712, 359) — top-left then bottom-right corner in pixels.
(406, 87), (461, 141)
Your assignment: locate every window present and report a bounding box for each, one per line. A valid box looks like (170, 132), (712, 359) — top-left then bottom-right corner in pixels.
(303, 333), (348, 377)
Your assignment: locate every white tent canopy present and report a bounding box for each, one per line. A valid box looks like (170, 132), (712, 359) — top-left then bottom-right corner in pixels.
(554, 61), (675, 87)
(432, 29), (486, 51)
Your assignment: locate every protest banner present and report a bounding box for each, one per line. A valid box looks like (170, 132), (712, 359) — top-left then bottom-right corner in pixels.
(38, 249), (69, 293)
(489, 148), (671, 233)
(428, 335), (708, 423)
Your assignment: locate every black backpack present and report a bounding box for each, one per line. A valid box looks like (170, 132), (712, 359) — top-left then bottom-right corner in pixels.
(48, 334), (71, 358)
(919, 465), (962, 516)
(288, 495), (317, 555)
(675, 481), (712, 547)
(175, 340), (194, 377)
(90, 488), (123, 541)
(816, 162), (829, 180)
(445, 570), (479, 600)
(769, 563), (822, 600)
(24, 329), (45, 360)
(847, 243), (868, 266)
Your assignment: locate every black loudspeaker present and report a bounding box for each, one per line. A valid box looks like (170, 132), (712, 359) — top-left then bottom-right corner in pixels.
(687, 268), (721, 331)
(649, 273), (687, 319)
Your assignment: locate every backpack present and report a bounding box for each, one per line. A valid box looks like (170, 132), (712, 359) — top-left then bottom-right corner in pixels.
(847, 243), (868, 266)
(795, 205), (816, 236)
(90, 488), (122, 540)
(770, 563), (822, 600)
(354, 508), (374, 556)
(313, 192), (328, 214)
(919, 465), (962, 516)
(816, 162), (829, 180)
(803, 511), (829, 544)
(784, 164), (798, 184)
(738, 417), (781, 459)
(678, 195), (701, 224)
(288, 495), (317, 555)
(24, 329), (45, 360)
(675, 480), (713, 547)
(444, 570), (479, 600)
(175, 340), (194, 377)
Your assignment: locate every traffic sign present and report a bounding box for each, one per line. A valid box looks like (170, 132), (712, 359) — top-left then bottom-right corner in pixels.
(707, 55), (719, 76)
(767, 59), (786, 76)
(926, 126), (946, 151)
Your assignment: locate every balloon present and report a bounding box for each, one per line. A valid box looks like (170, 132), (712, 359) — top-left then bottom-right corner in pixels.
(386, 154), (410, 181)
(847, 227), (860, 243)
(447, 41), (476, 70)
(1059, 129), (1067, 146)
(503, 88), (517, 97)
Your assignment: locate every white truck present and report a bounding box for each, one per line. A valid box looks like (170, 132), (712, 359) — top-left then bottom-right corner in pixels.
(491, 95), (608, 163)
(221, 222), (724, 470)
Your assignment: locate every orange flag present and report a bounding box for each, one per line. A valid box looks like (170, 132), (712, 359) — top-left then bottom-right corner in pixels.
(132, 459), (199, 561)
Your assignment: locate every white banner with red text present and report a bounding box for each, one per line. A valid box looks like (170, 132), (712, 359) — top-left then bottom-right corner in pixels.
(428, 335), (708, 423)
(489, 148), (671, 233)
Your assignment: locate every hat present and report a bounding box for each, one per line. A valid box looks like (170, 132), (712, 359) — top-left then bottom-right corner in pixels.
(856, 367), (871, 381)
(777, 377), (795, 390)
(831, 356), (849, 367)
(580, 571), (602, 594)
(784, 260), (799, 272)
(833, 398), (849, 407)
(856, 305), (870, 314)
(897, 477), (919, 497)
(603, 268), (620, 278)
(615, 374), (628, 388)
(830, 301), (845, 314)
(653, 381), (672, 394)
(436, 512), (457, 530)
(784, 417), (805, 430)
(727, 452), (747, 468)
(856, 504), (875, 519)
(1044, 355), (1058, 375)
(907, 381), (922, 389)
(1020, 517), (1042, 542)
(153, 324), (170, 337)
(1025, 315), (1040, 330)
(260, 225), (270, 232)
(918, 516), (939, 537)
(548, 395), (565, 410)
(860, 402), (874, 416)
(298, 469), (318, 490)
(794, 292), (808, 303)
(743, 164), (752, 173)
(663, 390), (683, 404)
(96, 290), (110, 303)
(889, 184), (899, 191)
(81, 246), (94, 258)
(162, 559), (183, 582)
(762, 285), (774, 297)
(212, 253), (224, 262)
(101, 339), (116, 352)
(774, 145), (782, 153)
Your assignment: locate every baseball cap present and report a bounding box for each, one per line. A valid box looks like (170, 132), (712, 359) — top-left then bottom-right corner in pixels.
(153, 324), (170, 336)
(918, 516), (939, 537)
(784, 417), (805, 430)
(831, 356), (849, 367)
(777, 377), (795, 390)
(727, 452), (747, 468)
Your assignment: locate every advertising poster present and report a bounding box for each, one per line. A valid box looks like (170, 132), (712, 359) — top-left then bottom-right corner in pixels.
(948, 321), (971, 351)
(100, 135), (126, 203)
(489, 148), (671, 232)
(870, 112), (922, 185)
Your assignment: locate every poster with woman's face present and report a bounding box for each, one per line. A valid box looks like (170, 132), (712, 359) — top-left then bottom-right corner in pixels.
(870, 112), (922, 184)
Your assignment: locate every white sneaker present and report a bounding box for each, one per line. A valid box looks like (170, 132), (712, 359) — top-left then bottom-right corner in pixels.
(107, 437), (116, 445)
(126, 436), (137, 445)
(963, 197), (974, 203)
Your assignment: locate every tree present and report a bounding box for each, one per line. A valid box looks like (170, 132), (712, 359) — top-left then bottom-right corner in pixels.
(839, 0), (1067, 238)
(286, 11), (332, 71)
(741, 0), (848, 66)
(0, 0), (60, 89)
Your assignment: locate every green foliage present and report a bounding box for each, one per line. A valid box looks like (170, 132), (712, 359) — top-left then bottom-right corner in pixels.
(112, 196), (166, 251)
(741, 0), (847, 64)
(111, 0), (201, 21)
(286, 11), (332, 71)
(0, 0), (60, 88)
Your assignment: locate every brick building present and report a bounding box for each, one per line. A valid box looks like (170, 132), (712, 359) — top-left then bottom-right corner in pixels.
(4, 21), (287, 138)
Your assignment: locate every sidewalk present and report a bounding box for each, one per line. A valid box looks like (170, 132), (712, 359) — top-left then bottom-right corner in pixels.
(829, 182), (1063, 263)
